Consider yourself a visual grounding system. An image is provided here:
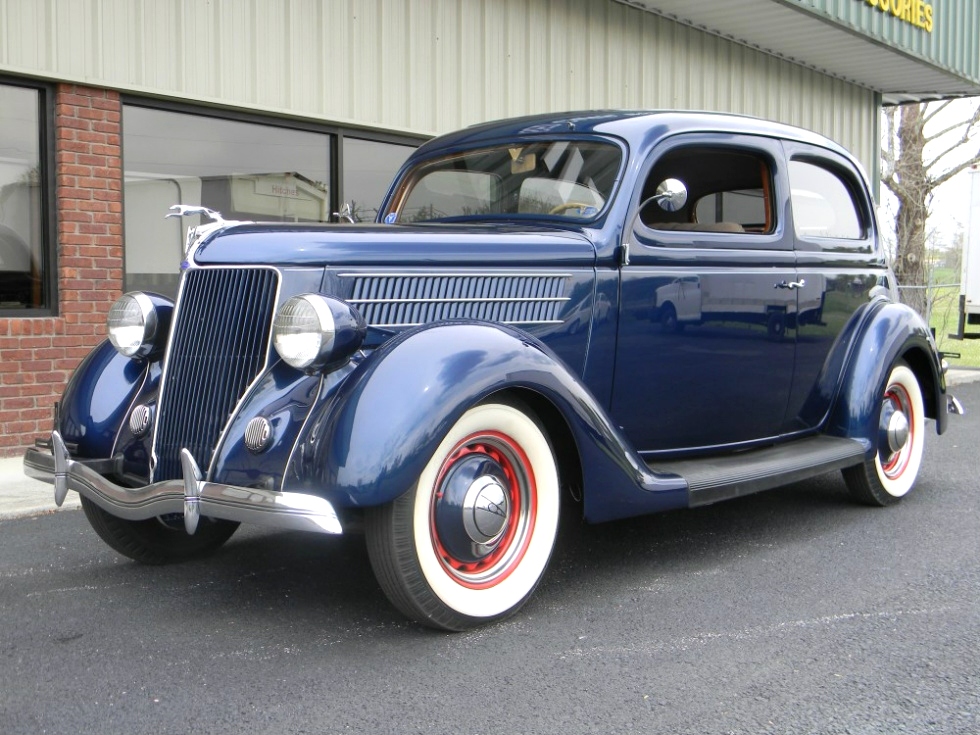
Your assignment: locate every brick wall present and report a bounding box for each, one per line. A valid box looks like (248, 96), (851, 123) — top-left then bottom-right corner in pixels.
(0, 85), (123, 457)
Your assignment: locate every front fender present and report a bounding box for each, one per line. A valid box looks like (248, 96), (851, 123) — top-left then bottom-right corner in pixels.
(292, 321), (687, 516)
(58, 339), (151, 459)
(826, 300), (946, 452)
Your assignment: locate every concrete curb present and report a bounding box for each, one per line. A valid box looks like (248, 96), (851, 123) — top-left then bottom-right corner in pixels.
(0, 456), (80, 521)
(2, 369), (977, 521)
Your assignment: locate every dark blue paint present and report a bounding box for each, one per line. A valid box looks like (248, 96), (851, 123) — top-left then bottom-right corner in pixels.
(57, 340), (149, 459)
(210, 360), (328, 490)
(825, 301), (947, 451)
(292, 322), (687, 518)
(193, 224), (596, 268)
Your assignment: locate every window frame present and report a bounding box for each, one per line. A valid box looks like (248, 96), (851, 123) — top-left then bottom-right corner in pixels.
(0, 76), (57, 318)
(782, 141), (877, 255)
(120, 97), (427, 294)
(121, 96), (426, 223)
(629, 133), (792, 253)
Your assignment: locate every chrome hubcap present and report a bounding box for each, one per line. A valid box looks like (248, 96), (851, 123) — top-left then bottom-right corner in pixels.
(886, 409), (910, 454)
(462, 475), (509, 545)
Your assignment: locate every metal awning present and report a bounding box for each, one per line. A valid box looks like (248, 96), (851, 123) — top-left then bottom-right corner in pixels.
(619, 0), (980, 104)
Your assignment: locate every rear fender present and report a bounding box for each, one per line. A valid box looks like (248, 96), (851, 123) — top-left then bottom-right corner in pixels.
(826, 301), (946, 454)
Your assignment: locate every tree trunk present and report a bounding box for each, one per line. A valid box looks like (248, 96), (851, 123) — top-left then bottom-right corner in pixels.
(892, 105), (929, 317)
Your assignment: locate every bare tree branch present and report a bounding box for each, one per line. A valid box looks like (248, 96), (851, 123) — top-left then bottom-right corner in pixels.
(878, 99), (980, 316)
(922, 99), (952, 126)
(931, 152), (980, 188)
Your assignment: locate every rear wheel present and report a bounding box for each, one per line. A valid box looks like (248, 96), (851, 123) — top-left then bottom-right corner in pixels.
(81, 496), (239, 564)
(366, 401), (560, 630)
(842, 362), (925, 506)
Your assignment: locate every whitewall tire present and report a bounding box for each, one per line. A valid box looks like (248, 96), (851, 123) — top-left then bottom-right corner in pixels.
(366, 400), (560, 630)
(843, 362), (925, 506)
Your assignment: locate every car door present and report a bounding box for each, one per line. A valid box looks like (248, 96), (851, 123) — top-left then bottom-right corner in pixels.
(611, 134), (799, 454)
(780, 142), (890, 433)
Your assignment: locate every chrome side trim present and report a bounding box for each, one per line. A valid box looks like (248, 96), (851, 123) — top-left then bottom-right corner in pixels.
(26, 432), (342, 536)
(348, 297), (569, 304)
(337, 271), (574, 278)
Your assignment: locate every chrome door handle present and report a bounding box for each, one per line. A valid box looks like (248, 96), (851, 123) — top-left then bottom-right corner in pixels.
(775, 279), (805, 290)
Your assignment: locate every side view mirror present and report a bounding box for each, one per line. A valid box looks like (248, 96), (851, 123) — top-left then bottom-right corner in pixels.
(654, 178), (688, 212)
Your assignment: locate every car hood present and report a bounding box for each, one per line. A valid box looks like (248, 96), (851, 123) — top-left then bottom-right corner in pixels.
(192, 222), (597, 268)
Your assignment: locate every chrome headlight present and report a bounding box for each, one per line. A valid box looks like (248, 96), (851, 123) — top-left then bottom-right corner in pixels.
(273, 294), (366, 371)
(107, 292), (159, 358)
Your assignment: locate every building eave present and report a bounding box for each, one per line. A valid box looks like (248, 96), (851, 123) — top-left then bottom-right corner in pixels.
(616, 0), (980, 105)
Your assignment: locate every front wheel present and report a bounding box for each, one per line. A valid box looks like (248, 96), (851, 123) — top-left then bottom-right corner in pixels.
(366, 401), (561, 631)
(842, 362), (925, 506)
(81, 496), (239, 564)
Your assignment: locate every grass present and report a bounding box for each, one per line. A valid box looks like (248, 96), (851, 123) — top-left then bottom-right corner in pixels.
(926, 269), (980, 368)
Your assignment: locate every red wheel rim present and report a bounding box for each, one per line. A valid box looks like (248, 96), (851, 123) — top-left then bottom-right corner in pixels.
(429, 431), (537, 589)
(880, 383), (914, 479)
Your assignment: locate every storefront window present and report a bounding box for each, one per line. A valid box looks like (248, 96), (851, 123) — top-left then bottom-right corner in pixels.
(0, 83), (46, 310)
(123, 106), (331, 296)
(342, 137), (415, 222)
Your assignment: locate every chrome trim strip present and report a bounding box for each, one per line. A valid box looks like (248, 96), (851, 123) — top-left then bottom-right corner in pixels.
(25, 434), (342, 535)
(338, 272), (573, 278)
(374, 320), (564, 328)
(282, 373), (325, 493)
(348, 297), (570, 304)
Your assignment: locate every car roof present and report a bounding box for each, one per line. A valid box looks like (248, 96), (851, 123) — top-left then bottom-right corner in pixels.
(414, 109), (858, 165)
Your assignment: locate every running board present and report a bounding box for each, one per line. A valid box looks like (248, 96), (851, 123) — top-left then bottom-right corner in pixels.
(648, 435), (867, 508)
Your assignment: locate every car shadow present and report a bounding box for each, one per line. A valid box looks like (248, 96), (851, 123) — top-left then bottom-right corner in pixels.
(78, 470), (881, 633)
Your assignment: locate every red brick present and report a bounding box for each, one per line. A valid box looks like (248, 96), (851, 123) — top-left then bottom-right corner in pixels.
(2, 397), (35, 411)
(58, 93), (94, 108)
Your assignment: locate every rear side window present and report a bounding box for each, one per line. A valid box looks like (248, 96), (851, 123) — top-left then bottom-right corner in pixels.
(789, 160), (863, 240)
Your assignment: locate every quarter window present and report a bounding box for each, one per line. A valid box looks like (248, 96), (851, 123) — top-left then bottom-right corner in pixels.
(789, 160), (863, 240)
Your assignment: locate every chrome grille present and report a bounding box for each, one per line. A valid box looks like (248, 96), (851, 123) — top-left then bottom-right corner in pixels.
(344, 273), (569, 327)
(153, 268), (278, 481)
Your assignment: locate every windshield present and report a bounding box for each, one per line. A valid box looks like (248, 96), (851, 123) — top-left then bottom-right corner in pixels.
(385, 140), (622, 223)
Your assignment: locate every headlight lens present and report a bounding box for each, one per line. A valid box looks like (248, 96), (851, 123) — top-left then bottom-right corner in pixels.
(107, 292), (158, 358)
(273, 294), (365, 371)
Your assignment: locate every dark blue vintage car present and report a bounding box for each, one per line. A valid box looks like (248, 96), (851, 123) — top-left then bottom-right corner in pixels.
(25, 111), (962, 630)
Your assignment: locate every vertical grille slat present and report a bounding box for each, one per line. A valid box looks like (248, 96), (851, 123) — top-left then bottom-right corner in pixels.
(154, 268), (278, 481)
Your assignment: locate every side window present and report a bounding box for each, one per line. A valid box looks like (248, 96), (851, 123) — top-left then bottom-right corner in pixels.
(789, 160), (863, 240)
(640, 147), (774, 235)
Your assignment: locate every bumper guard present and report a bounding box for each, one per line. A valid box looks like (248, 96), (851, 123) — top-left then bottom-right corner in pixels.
(23, 431), (342, 535)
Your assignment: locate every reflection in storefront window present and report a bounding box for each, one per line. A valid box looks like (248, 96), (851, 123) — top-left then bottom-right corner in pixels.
(0, 84), (44, 310)
(342, 138), (414, 223)
(123, 106), (330, 296)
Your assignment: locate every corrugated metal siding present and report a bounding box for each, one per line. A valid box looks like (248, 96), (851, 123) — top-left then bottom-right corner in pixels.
(797, 0), (980, 83)
(0, 0), (877, 168)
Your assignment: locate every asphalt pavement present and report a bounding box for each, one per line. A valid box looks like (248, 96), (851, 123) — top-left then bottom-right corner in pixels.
(2, 377), (979, 735)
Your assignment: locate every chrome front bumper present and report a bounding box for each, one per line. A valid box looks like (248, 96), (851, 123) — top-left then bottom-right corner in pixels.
(24, 431), (342, 535)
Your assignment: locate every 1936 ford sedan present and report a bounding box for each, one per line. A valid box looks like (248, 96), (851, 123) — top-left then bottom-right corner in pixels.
(25, 111), (962, 630)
